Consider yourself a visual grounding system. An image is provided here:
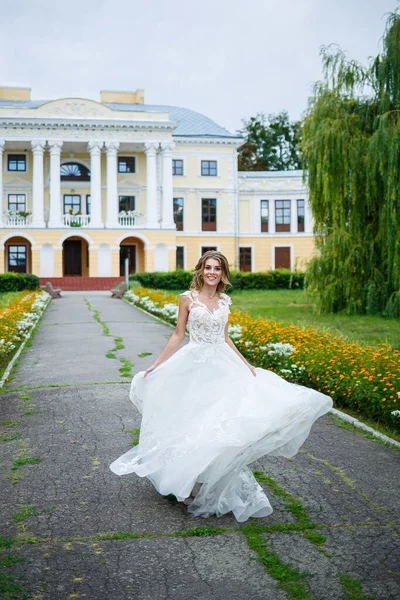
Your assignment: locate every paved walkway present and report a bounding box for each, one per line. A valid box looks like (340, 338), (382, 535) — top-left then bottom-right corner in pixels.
(0, 293), (399, 600)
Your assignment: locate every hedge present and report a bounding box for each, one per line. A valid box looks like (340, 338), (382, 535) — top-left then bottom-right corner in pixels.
(0, 273), (40, 292)
(129, 269), (305, 291)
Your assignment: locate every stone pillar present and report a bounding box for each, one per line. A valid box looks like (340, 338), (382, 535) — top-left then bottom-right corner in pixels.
(31, 140), (46, 227)
(48, 141), (63, 228)
(0, 139), (4, 227)
(290, 198), (296, 234)
(145, 142), (159, 228)
(105, 141), (120, 228)
(160, 142), (175, 229)
(88, 141), (103, 228)
(269, 199), (276, 234)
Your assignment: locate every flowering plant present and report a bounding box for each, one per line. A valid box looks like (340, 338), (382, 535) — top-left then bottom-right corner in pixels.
(0, 291), (50, 375)
(5, 210), (32, 218)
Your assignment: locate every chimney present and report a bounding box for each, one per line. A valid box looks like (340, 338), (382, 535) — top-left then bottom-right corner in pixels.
(0, 86), (31, 101)
(100, 89), (144, 105)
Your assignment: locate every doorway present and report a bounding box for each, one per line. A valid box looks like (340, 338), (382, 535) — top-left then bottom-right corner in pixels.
(120, 245), (136, 276)
(64, 240), (82, 275)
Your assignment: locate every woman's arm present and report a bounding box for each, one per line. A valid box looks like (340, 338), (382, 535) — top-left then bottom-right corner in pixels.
(224, 322), (257, 377)
(143, 295), (190, 378)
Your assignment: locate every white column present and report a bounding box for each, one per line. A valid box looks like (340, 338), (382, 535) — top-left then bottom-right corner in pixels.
(48, 140), (63, 228)
(105, 141), (120, 228)
(88, 141), (103, 228)
(160, 142), (175, 229)
(0, 139), (4, 227)
(145, 142), (159, 228)
(305, 198), (313, 233)
(269, 198), (276, 234)
(290, 198), (297, 233)
(31, 140), (46, 227)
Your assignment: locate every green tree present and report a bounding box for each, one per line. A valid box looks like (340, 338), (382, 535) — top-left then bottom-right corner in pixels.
(237, 111), (303, 171)
(302, 11), (400, 316)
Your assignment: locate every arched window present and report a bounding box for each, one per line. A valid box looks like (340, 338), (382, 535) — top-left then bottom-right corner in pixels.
(60, 162), (91, 181)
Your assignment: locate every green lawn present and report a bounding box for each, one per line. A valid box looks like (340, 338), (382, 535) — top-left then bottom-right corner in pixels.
(0, 291), (24, 310)
(229, 289), (400, 349)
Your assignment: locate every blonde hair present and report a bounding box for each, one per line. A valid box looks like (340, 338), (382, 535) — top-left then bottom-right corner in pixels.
(190, 251), (231, 293)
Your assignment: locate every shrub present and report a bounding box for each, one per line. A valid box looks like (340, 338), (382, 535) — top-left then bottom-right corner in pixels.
(0, 273), (40, 292)
(129, 270), (305, 291)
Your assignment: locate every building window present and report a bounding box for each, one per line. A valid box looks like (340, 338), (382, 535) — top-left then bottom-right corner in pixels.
(8, 154), (26, 172)
(63, 195), (81, 214)
(8, 245), (27, 273)
(297, 199), (305, 232)
(60, 162), (90, 181)
(201, 246), (217, 255)
(201, 198), (217, 231)
(119, 196), (135, 212)
(274, 246), (291, 270)
(86, 195), (91, 215)
(275, 200), (291, 232)
(8, 194), (26, 212)
(118, 157), (136, 174)
(201, 160), (217, 176)
(176, 246), (184, 269)
(260, 200), (269, 232)
(172, 159), (184, 176)
(239, 247), (252, 272)
(173, 198), (184, 231)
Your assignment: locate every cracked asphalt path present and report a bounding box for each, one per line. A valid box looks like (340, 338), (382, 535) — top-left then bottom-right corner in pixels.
(0, 292), (399, 599)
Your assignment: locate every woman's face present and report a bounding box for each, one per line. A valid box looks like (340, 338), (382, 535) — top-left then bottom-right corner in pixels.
(202, 258), (222, 287)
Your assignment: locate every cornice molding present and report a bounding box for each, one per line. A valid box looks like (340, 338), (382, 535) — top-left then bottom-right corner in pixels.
(174, 136), (243, 148)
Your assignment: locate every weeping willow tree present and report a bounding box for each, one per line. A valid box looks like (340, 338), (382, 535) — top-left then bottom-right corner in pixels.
(302, 12), (400, 316)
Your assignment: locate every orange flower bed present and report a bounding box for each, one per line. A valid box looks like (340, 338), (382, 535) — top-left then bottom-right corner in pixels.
(0, 290), (49, 374)
(126, 288), (400, 429)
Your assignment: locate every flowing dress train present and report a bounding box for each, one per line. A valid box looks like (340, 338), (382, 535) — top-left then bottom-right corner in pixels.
(110, 290), (333, 522)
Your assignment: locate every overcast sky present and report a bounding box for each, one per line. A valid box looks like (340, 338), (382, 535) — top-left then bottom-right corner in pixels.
(0, 0), (397, 133)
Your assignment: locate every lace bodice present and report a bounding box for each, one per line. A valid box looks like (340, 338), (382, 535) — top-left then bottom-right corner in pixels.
(181, 290), (231, 346)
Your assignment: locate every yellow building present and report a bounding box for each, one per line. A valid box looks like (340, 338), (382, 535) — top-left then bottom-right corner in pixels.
(0, 86), (314, 286)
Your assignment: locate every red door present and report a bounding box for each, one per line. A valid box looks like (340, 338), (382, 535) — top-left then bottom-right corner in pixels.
(275, 247), (291, 269)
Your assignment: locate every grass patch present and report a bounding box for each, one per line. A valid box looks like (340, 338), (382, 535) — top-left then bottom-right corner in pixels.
(0, 552), (29, 600)
(126, 428), (140, 447)
(175, 526), (229, 537)
(0, 432), (21, 443)
(106, 336), (125, 359)
(304, 453), (392, 514)
(243, 524), (313, 600)
(253, 471), (326, 549)
(12, 506), (42, 523)
(1, 421), (20, 428)
(0, 539), (14, 550)
(119, 358), (133, 378)
(229, 289), (400, 349)
(138, 352), (152, 358)
(11, 457), (42, 471)
(340, 574), (376, 599)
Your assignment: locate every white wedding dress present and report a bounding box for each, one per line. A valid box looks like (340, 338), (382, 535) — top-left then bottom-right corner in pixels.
(110, 290), (333, 522)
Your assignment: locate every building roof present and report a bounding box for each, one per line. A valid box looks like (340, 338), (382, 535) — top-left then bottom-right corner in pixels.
(0, 99), (239, 139)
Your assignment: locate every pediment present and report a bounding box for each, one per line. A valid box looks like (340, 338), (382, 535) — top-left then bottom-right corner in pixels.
(36, 98), (115, 119)
(3, 176), (32, 189)
(118, 179), (144, 190)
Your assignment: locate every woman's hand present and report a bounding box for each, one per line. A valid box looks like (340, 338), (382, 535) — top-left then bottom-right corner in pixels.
(143, 365), (157, 378)
(247, 364), (257, 377)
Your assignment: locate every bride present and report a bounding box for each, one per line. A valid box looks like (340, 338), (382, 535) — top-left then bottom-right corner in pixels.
(110, 251), (333, 522)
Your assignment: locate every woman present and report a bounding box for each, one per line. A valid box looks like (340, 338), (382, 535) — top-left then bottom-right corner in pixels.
(110, 251), (333, 522)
